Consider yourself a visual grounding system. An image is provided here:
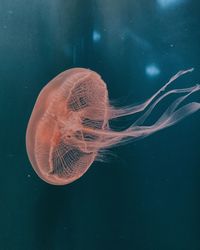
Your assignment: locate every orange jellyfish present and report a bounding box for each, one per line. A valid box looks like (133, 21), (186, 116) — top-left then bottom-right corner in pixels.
(26, 68), (200, 185)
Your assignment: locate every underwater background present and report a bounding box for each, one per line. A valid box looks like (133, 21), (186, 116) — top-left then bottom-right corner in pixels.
(0, 0), (200, 249)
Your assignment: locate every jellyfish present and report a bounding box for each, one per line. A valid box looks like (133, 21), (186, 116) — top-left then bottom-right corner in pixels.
(26, 68), (200, 185)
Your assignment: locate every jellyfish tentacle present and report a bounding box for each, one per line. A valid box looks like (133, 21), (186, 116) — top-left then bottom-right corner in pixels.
(82, 83), (200, 150)
(123, 92), (200, 140)
(152, 86), (200, 126)
(110, 68), (194, 119)
(133, 84), (200, 126)
(163, 102), (200, 127)
(88, 102), (200, 150)
(117, 101), (200, 141)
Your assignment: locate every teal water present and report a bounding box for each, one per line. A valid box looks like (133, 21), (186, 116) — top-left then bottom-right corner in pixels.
(0, 1), (200, 250)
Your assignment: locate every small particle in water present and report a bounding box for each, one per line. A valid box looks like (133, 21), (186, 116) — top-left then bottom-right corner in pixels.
(92, 30), (101, 42)
(7, 153), (15, 158)
(145, 64), (160, 77)
(8, 10), (13, 15)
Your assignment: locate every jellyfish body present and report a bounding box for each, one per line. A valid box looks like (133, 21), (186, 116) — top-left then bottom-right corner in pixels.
(26, 68), (200, 185)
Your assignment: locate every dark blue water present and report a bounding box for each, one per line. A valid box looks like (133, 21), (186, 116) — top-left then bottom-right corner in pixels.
(0, 1), (200, 249)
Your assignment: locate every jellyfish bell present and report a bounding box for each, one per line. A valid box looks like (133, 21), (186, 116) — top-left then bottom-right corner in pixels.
(26, 68), (109, 185)
(26, 67), (200, 185)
